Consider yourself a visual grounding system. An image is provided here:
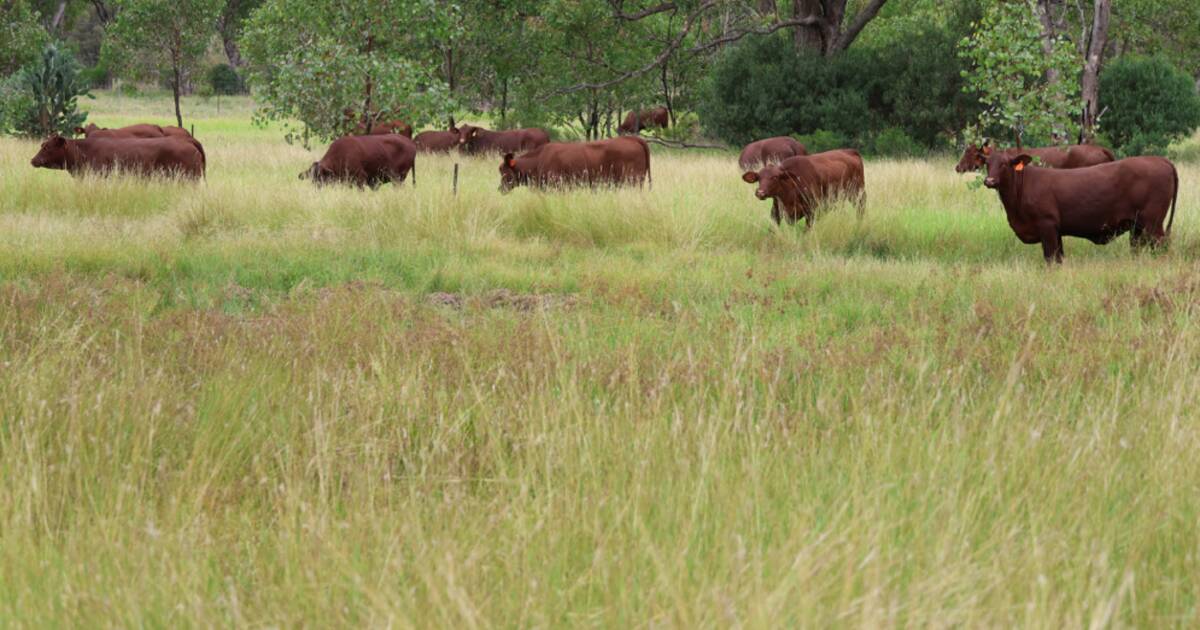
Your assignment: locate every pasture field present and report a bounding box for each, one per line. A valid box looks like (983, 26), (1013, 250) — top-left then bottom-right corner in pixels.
(2, 92), (1200, 627)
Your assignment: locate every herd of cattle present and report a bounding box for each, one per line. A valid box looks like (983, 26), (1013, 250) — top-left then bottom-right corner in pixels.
(25, 104), (1181, 263)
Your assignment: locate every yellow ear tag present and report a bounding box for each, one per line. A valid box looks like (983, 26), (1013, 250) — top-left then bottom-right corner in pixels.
(1014, 162), (1025, 173)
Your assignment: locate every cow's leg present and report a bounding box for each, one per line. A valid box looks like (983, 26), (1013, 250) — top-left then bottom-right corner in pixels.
(1038, 222), (1063, 264)
(855, 187), (866, 219)
(802, 209), (815, 231)
(771, 199), (781, 225)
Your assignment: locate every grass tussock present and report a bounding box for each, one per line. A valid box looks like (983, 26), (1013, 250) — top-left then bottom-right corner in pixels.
(1, 94), (1200, 626)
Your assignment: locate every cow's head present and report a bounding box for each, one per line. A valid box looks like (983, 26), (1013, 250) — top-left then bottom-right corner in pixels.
(457, 125), (480, 148)
(741, 165), (790, 200)
(955, 142), (991, 173)
(983, 151), (1032, 189)
(30, 135), (69, 169)
(299, 161), (333, 184)
(498, 153), (525, 193)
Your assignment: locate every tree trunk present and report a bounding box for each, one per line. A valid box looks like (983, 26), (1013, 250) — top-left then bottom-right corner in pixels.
(660, 59), (674, 127)
(51, 0), (69, 32)
(1035, 0), (1062, 84)
(792, 0), (825, 53)
(499, 78), (508, 127)
(221, 34), (243, 68)
(172, 64), (183, 128)
(1079, 0), (1111, 141)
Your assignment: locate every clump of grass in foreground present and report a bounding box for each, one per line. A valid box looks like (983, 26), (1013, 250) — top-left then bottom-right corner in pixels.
(1, 101), (1199, 626)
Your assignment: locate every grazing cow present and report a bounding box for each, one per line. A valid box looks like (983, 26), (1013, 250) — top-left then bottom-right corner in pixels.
(457, 124), (550, 155)
(617, 107), (670, 135)
(956, 142), (1114, 173)
(300, 134), (416, 188)
(741, 149), (865, 226)
(414, 124), (460, 153)
(75, 123), (192, 139)
(738, 137), (808, 170)
(30, 135), (206, 179)
(983, 150), (1178, 263)
(498, 136), (651, 193)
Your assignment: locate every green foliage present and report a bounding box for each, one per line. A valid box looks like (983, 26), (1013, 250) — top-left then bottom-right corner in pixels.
(3, 44), (92, 137)
(105, 0), (223, 127)
(794, 129), (850, 154)
(958, 0), (1080, 147)
(698, 34), (870, 147)
(699, 1), (981, 152)
(242, 0), (455, 144)
(207, 64), (245, 95)
(1099, 55), (1200, 156)
(0, 0), (49, 76)
(871, 127), (924, 157)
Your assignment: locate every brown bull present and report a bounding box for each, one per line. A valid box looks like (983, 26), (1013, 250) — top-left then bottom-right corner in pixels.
(617, 107), (669, 135)
(457, 124), (550, 155)
(300, 134), (416, 188)
(738, 137), (808, 170)
(983, 150), (1178, 263)
(76, 123), (192, 139)
(741, 149), (865, 227)
(414, 124), (460, 153)
(30, 135), (205, 179)
(498, 136), (651, 193)
(956, 142), (1114, 173)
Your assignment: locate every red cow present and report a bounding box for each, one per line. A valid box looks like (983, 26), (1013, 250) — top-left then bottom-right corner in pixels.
(300, 134), (416, 188)
(741, 149), (865, 226)
(982, 150), (1178, 263)
(457, 124), (550, 155)
(956, 142), (1114, 173)
(30, 135), (206, 179)
(498, 136), (651, 192)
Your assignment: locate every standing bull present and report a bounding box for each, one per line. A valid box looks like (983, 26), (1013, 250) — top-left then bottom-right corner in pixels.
(982, 149), (1178, 263)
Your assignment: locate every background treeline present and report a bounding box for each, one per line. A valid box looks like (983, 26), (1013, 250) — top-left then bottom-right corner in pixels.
(0, 0), (1198, 156)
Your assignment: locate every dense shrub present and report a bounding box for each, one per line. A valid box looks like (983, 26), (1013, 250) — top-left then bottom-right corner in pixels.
(4, 44), (92, 138)
(207, 63), (245, 95)
(698, 20), (979, 151)
(1099, 56), (1200, 155)
(871, 127), (924, 157)
(793, 129), (849, 154)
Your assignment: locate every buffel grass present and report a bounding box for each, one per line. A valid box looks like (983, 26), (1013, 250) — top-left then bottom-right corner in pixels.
(1, 94), (1199, 626)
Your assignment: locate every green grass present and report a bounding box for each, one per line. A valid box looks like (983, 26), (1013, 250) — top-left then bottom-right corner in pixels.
(2, 92), (1200, 626)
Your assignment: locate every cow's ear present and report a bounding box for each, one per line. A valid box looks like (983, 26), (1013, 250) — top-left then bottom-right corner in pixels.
(981, 145), (992, 156)
(742, 172), (759, 184)
(1011, 154), (1032, 172)
(52, 136), (67, 146)
(503, 153), (516, 168)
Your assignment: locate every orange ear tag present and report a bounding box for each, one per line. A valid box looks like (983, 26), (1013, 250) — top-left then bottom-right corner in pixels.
(1014, 162), (1025, 173)
(507, 159), (516, 168)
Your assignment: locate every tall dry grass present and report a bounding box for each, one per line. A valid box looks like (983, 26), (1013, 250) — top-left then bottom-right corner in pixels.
(0, 94), (1198, 626)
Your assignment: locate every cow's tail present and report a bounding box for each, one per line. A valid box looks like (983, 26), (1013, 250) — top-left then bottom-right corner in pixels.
(1167, 160), (1179, 236)
(640, 137), (652, 190)
(410, 160), (416, 188)
(189, 137), (207, 180)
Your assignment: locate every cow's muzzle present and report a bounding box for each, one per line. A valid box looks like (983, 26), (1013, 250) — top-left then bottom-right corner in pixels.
(755, 190), (767, 200)
(983, 177), (998, 188)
